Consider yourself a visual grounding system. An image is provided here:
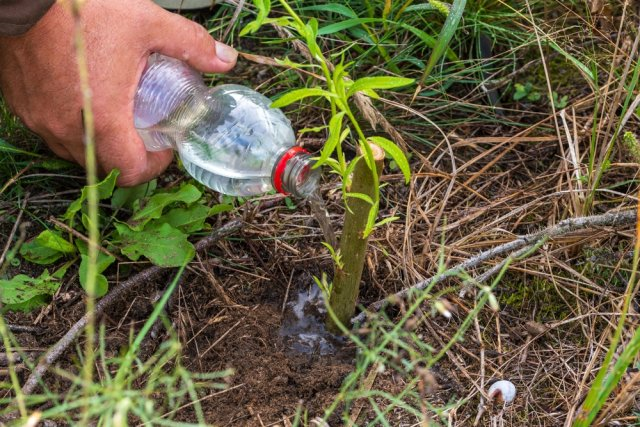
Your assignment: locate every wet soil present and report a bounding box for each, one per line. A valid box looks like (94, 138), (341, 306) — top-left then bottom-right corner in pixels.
(187, 303), (354, 426)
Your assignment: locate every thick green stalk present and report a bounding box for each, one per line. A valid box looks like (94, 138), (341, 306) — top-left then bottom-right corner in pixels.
(327, 143), (384, 333)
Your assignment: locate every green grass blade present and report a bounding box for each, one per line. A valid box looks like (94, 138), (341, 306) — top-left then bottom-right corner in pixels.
(573, 326), (640, 426)
(299, 3), (357, 19)
(0, 138), (41, 157)
(318, 17), (381, 36)
(547, 40), (596, 86)
(418, 0), (466, 85)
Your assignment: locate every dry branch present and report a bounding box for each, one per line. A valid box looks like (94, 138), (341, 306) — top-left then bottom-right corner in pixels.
(352, 209), (637, 325)
(20, 219), (243, 396)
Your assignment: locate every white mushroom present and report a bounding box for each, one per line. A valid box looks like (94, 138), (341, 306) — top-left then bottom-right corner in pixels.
(487, 380), (516, 404)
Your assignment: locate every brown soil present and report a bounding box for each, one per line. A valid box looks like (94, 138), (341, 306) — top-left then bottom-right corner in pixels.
(189, 304), (353, 426)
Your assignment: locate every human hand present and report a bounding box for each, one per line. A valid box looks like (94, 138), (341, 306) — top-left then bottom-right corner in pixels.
(0, 0), (237, 186)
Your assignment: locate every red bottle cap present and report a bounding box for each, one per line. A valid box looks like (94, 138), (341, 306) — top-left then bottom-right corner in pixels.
(273, 146), (308, 195)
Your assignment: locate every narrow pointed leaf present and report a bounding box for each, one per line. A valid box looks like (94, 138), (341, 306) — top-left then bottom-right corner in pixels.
(270, 88), (332, 108)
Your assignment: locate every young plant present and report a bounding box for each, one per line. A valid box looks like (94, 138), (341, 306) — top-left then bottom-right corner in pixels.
(242, 0), (413, 330)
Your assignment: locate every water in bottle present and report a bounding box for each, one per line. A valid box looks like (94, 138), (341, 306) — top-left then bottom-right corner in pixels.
(134, 54), (319, 198)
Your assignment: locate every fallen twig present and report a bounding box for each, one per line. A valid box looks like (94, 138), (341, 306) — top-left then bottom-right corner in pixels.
(20, 219), (243, 395)
(352, 209), (637, 324)
(0, 195), (29, 274)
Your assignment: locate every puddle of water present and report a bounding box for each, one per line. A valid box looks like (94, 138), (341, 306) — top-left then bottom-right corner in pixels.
(280, 284), (345, 356)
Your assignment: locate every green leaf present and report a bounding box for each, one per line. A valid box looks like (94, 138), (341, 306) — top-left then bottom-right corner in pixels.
(156, 204), (209, 233)
(0, 138), (41, 157)
(75, 240), (115, 298)
(78, 253), (114, 299)
(316, 112), (346, 167)
(300, 3), (357, 18)
(318, 18), (380, 36)
(20, 242), (63, 265)
(345, 192), (374, 205)
(127, 184), (202, 231)
(115, 222), (195, 267)
(270, 88), (333, 109)
(299, 125), (328, 134)
(239, 0), (271, 36)
(364, 201), (379, 238)
(368, 136), (411, 183)
(64, 169), (120, 220)
(374, 216), (400, 228)
(112, 180), (157, 209)
(513, 83), (529, 101)
(0, 270), (61, 313)
(208, 204), (234, 216)
(37, 230), (76, 254)
(547, 40), (596, 85)
(347, 76), (414, 97)
(19, 230), (76, 265)
(396, 23), (458, 65)
(419, 0), (466, 83)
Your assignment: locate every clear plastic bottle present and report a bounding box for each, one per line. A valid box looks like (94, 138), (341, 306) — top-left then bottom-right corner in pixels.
(134, 54), (319, 198)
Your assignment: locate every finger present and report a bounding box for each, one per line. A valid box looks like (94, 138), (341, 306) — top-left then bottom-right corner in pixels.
(149, 10), (237, 74)
(96, 122), (174, 187)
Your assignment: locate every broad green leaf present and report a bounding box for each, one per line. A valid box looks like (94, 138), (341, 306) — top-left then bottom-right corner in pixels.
(208, 204), (234, 216)
(0, 270), (61, 312)
(270, 88), (332, 109)
(347, 76), (414, 97)
(420, 0), (466, 84)
(20, 230), (76, 265)
(111, 180), (157, 209)
(75, 240), (115, 298)
(369, 136), (411, 184)
(316, 112), (346, 167)
(156, 204), (209, 233)
(20, 241), (63, 265)
(36, 230), (76, 254)
(64, 169), (120, 220)
(0, 138), (41, 157)
(127, 184), (201, 230)
(115, 222), (195, 267)
(300, 3), (357, 19)
(78, 253), (114, 297)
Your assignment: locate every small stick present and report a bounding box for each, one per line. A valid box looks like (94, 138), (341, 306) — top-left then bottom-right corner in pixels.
(0, 196), (29, 270)
(20, 219), (243, 396)
(352, 209), (637, 324)
(48, 216), (121, 261)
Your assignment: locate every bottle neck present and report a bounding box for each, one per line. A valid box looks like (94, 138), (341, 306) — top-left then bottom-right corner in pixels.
(273, 147), (320, 198)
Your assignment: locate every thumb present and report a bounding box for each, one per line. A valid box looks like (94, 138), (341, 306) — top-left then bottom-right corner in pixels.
(149, 9), (237, 73)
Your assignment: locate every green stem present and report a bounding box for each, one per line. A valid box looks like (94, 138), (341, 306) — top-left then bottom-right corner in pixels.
(69, 1), (99, 424)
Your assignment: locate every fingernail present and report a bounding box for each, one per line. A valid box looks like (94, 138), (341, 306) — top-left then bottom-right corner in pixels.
(216, 42), (238, 64)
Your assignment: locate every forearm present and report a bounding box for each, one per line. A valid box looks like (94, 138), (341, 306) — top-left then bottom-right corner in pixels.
(0, 0), (55, 36)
